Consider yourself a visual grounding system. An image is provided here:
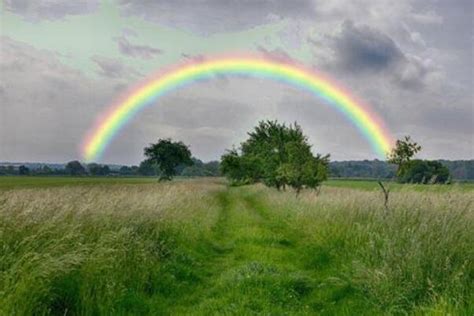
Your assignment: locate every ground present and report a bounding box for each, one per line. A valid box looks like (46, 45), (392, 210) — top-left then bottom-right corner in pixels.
(0, 177), (472, 315)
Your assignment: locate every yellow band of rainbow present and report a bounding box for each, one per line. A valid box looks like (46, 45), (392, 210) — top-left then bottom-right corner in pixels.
(82, 56), (394, 162)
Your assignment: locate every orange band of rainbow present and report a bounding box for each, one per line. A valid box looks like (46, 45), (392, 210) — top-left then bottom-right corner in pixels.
(82, 56), (394, 162)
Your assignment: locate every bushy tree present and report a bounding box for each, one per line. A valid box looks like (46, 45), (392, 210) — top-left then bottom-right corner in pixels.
(88, 163), (111, 176)
(399, 160), (450, 184)
(180, 159), (221, 177)
(18, 165), (30, 176)
(65, 161), (87, 176)
(144, 139), (193, 181)
(221, 120), (329, 193)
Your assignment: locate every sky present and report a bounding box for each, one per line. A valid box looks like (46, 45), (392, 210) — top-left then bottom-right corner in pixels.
(0, 0), (473, 164)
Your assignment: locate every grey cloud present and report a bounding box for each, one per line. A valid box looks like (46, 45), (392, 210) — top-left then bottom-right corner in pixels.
(3, 0), (99, 21)
(333, 21), (404, 72)
(115, 36), (163, 59)
(256, 46), (294, 64)
(325, 21), (440, 90)
(118, 0), (316, 34)
(91, 56), (140, 79)
(181, 53), (206, 63)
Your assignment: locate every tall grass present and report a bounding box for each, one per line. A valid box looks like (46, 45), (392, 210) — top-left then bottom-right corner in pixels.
(260, 185), (474, 314)
(0, 180), (222, 314)
(0, 179), (472, 314)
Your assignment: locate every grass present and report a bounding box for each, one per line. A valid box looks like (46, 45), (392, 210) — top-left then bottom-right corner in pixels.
(0, 176), (158, 189)
(0, 178), (472, 315)
(325, 178), (474, 192)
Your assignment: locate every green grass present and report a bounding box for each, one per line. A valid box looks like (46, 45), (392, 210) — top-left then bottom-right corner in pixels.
(0, 178), (472, 315)
(2, 176), (473, 192)
(325, 178), (474, 192)
(0, 176), (158, 189)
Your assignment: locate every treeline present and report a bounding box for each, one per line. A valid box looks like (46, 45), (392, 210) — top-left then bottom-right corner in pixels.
(330, 160), (474, 181)
(0, 158), (221, 177)
(1, 159), (473, 180)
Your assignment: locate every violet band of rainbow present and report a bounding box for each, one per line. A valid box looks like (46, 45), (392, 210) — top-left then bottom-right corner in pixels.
(82, 57), (394, 162)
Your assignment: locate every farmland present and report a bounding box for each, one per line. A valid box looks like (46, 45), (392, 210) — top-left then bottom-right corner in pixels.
(0, 177), (473, 315)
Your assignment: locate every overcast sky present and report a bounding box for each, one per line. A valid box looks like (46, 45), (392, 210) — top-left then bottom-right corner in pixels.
(1, 0), (472, 164)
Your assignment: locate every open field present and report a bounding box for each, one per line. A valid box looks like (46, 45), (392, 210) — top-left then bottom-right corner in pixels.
(0, 178), (473, 315)
(1, 176), (473, 191)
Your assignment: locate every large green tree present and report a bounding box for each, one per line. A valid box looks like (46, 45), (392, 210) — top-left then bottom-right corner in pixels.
(221, 120), (329, 192)
(144, 139), (193, 181)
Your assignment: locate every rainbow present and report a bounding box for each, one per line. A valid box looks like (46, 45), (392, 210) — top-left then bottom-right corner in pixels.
(82, 55), (394, 162)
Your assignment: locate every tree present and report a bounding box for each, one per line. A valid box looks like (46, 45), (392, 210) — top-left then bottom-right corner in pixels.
(138, 160), (157, 176)
(65, 161), (87, 176)
(119, 166), (133, 176)
(276, 142), (329, 194)
(38, 165), (52, 175)
(387, 136), (422, 177)
(221, 120), (329, 193)
(387, 136), (450, 184)
(399, 160), (450, 184)
(18, 165), (30, 175)
(144, 139), (193, 181)
(88, 163), (111, 176)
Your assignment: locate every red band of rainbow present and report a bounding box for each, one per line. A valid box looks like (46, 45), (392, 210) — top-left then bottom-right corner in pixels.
(82, 55), (394, 162)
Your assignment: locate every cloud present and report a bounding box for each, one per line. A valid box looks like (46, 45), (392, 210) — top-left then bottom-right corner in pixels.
(91, 55), (141, 79)
(256, 46), (294, 64)
(117, 0), (317, 34)
(0, 37), (118, 162)
(332, 20), (404, 72)
(324, 20), (441, 90)
(3, 0), (99, 21)
(115, 36), (163, 59)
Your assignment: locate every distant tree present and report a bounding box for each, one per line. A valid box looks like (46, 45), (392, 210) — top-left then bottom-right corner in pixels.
(387, 136), (422, 177)
(144, 139), (193, 181)
(18, 165), (30, 176)
(387, 136), (450, 184)
(7, 166), (15, 175)
(88, 163), (102, 176)
(138, 160), (157, 176)
(399, 160), (450, 184)
(179, 158), (220, 177)
(119, 166), (133, 176)
(130, 165), (139, 175)
(101, 165), (111, 176)
(38, 165), (52, 175)
(65, 161), (87, 176)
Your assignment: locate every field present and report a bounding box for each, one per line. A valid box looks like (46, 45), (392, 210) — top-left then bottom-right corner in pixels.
(0, 177), (473, 315)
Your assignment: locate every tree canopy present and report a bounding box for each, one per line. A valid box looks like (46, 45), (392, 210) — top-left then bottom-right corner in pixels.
(221, 120), (329, 193)
(65, 161), (87, 176)
(144, 139), (193, 181)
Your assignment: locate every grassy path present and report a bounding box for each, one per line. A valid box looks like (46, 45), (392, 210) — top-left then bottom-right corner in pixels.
(2, 180), (471, 314)
(166, 187), (367, 315)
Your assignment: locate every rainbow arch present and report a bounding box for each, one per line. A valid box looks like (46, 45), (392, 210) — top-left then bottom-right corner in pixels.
(81, 55), (394, 162)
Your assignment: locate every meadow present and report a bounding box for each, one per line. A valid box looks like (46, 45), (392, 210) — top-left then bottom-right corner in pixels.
(0, 177), (472, 315)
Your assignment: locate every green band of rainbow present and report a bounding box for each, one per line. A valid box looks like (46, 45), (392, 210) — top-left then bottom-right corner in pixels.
(82, 56), (394, 162)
